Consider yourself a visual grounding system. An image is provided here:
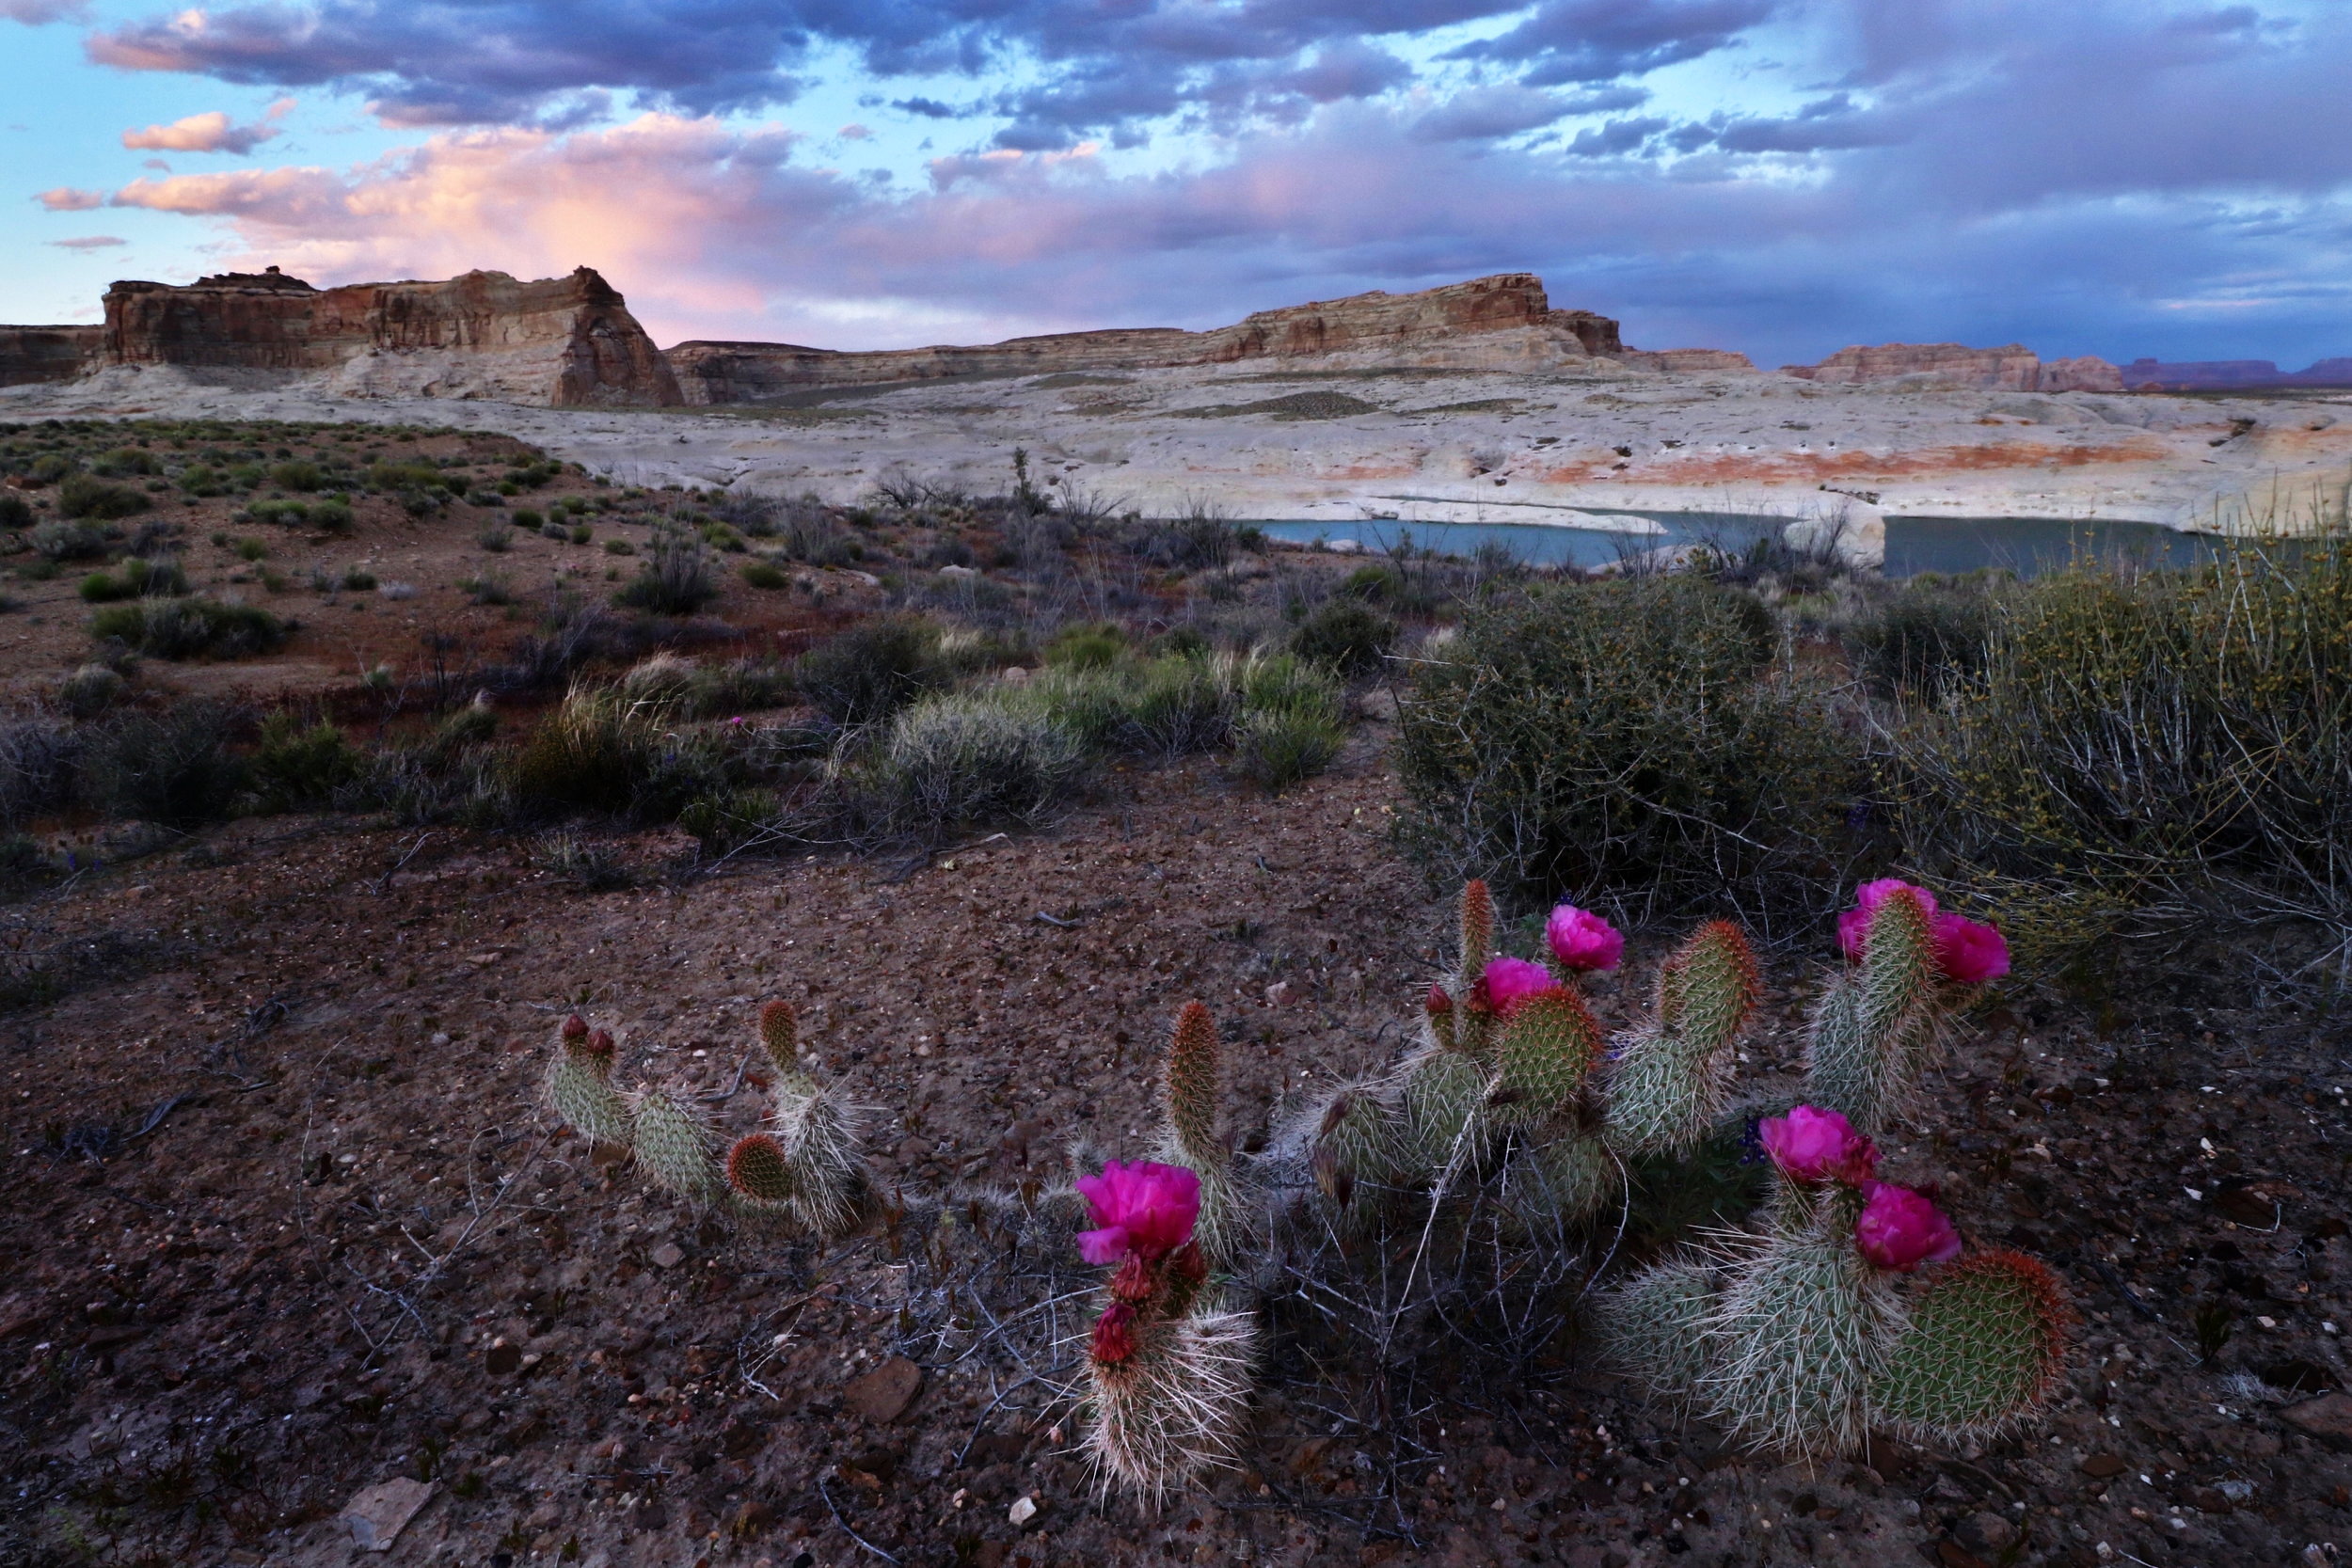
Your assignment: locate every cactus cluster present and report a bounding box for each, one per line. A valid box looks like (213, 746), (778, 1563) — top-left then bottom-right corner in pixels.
(536, 997), (872, 1238)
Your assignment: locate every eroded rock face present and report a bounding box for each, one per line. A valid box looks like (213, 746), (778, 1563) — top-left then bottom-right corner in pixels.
(1782, 341), (2122, 393)
(663, 274), (1666, 403)
(0, 325), (103, 388)
(99, 266), (680, 406)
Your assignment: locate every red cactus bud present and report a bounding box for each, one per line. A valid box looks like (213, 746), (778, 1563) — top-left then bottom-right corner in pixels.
(1169, 1242), (1207, 1291)
(584, 1027), (615, 1061)
(758, 999), (797, 1061)
(1090, 1301), (1137, 1367)
(561, 1014), (589, 1040)
(1109, 1255), (1154, 1304)
(1424, 984), (1452, 1014)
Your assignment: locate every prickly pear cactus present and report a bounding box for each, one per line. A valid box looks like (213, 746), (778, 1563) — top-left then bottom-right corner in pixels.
(1605, 921), (1758, 1156)
(1868, 1250), (2070, 1437)
(544, 1015), (630, 1147)
(629, 1088), (722, 1205)
(1807, 886), (1944, 1132)
(1153, 1003), (1253, 1267)
(724, 1131), (799, 1213)
(1487, 986), (1603, 1127)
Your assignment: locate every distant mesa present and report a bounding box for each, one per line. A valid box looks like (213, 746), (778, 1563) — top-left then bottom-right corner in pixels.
(2119, 356), (2352, 391)
(1, 267), (1754, 407)
(4, 264), (682, 406)
(1779, 341), (2124, 393)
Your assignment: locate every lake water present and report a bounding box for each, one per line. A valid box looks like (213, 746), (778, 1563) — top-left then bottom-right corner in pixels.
(1251, 512), (2217, 578)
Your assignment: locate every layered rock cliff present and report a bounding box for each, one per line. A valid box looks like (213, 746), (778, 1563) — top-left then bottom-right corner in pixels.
(662, 274), (1702, 403)
(0, 325), (103, 388)
(98, 266), (681, 406)
(1781, 341), (2123, 393)
(2121, 356), (2352, 391)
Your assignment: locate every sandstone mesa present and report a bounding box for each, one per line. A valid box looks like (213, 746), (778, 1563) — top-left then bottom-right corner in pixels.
(4, 266), (2347, 535)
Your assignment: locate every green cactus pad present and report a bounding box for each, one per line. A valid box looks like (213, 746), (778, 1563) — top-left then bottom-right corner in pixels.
(1489, 987), (1601, 1126)
(1308, 1084), (1408, 1212)
(1506, 1129), (1622, 1231)
(1401, 1045), (1496, 1175)
(1594, 1254), (1721, 1400)
(1164, 1002), (1225, 1168)
(1806, 889), (1947, 1132)
(1869, 1249), (2070, 1438)
(774, 1084), (869, 1236)
(1701, 1211), (1900, 1455)
(1607, 921), (1758, 1156)
(630, 1089), (722, 1205)
(546, 1052), (631, 1148)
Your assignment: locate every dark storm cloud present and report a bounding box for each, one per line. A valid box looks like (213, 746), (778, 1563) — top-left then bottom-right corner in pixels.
(1449, 0), (1778, 85)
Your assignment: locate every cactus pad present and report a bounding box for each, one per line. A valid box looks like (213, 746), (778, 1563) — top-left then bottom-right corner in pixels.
(725, 1132), (799, 1212)
(1456, 879), (1494, 986)
(629, 1089), (722, 1205)
(1594, 1254), (1721, 1400)
(1607, 921), (1757, 1155)
(1869, 1250), (2070, 1438)
(1164, 1002), (1223, 1166)
(1307, 1084), (1408, 1212)
(1701, 1214), (1899, 1455)
(1400, 1045), (1496, 1174)
(1488, 985), (1601, 1126)
(1808, 887), (1945, 1132)
(1086, 1303), (1259, 1507)
(545, 1024), (630, 1147)
(771, 1084), (869, 1236)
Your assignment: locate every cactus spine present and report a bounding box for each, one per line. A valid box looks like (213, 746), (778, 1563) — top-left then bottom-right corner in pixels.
(747, 998), (869, 1236)
(1087, 1296), (1259, 1507)
(544, 1016), (631, 1147)
(1605, 921), (1758, 1156)
(1591, 1252), (1719, 1395)
(1868, 1250), (2071, 1438)
(1488, 986), (1603, 1126)
(629, 1087), (723, 1205)
(724, 1132), (798, 1212)
(1154, 1003), (1251, 1266)
(1807, 886), (1945, 1132)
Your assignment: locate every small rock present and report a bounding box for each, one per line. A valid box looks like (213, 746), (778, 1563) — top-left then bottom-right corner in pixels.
(845, 1355), (924, 1422)
(1008, 1494), (1039, 1527)
(649, 1242), (685, 1269)
(1264, 980), (1295, 1006)
(339, 1478), (434, 1552)
(2079, 1452), (2129, 1479)
(485, 1340), (522, 1376)
(2185, 1485), (2232, 1513)
(1954, 1510), (2019, 1556)
(2280, 1391), (2352, 1448)
(1000, 666), (1030, 685)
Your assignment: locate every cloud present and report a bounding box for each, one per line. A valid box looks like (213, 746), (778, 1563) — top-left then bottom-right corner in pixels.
(0, 0), (87, 23)
(122, 100), (294, 154)
(1411, 85), (1579, 143)
(1563, 116), (1670, 156)
(49, 234), (127, 248)
(1451, 0), (1777, 85)
(36, 187), (106, 210)
(892, 97), (960, 119)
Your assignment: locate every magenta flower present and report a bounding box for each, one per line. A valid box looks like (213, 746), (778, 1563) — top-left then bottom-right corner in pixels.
(1479, 957), (1556, 1019)
(1836, 879), (1938, 961)
(1074, 1160), (1200, 1266)
(1931, 913), (2010, 985)
(1545, 904), (1624, 973)
(1854, 1181), (1963, 1272)
(1757, 1104), (1878, 1186)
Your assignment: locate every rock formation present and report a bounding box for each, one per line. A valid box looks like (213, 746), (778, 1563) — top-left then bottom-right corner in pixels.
(2121, 356), (2352, 391)
(663, 274), (1744, 403)
(1782, 342), (2123, 393)
(0, 325), (103, 388)
(93, 266), (681, 405)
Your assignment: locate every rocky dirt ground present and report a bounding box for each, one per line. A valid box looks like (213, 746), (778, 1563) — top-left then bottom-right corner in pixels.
(1, 698), (2349, 1568)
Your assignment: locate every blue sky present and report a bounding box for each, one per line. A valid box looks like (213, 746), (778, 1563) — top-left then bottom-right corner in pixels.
(6, 0), (2349, 368)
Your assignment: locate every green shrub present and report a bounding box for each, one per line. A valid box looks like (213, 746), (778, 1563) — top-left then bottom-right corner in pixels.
(178, 464), (228, 498)
(58, 475), (151, 520)
(509, 686), (663, 815)
(89, 447), (159, 479)
(603, 538), (635, 556)
(0, 494), (34, 531)
(862, 691), (1086, 840)
(1395, 576), (1865, 919)
(269, 460), (323, 492)
(1044, 623), (1126, 671)
(1235, 705), (1344, 792)
(309, 499), (354, 532)
(514, 509), (545, 530)
(478, 522), (513, 552)
(251, 713), (364, 808)
(793, 615), (945, 725)
(83, 702), (246, 826)
(569, 523), (593, 545)
(740, 560), (789, 590)
(89, 597), (289, 659)
(341, 566), (377, 592)
(1847, 575), (1996, 693)
(79, 571), (133, 604)
(80, 556), (189, 602)
(612, 531), (718, 615)
(1290, 597), (1397, 677)
(234, 537), (269, 562)
(1893, 539), (2352, 964)
(57, 663), (125, 720)
(247, 499), (309, 526)
(30, 518), (115, 562)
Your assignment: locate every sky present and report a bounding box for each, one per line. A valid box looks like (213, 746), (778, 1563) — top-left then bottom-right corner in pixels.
(4, 0), (2349, 368)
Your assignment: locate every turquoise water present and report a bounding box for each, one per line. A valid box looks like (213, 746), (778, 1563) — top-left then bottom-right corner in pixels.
(1250, 513), (2216, 578)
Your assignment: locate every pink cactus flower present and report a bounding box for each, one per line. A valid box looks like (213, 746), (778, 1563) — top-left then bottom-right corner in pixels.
(1931, 913), (2010, 984)
(1478, 957), (1555, 1019)
(1836, 879), (1939, 961)
(1854, 1181), (1963, 1272)
(1074, 1160), (1200, 1266)
(1757, 1104), (1878, 1186)
(1545, 904), (1624, 972)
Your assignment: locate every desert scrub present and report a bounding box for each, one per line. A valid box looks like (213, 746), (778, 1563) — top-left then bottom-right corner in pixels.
(57, 475), (151, 521)
(1288, 595), (1397, 678)
(89, 597), (289, 659)
(1893, 537), (2352, 967)
(509, 685), (666, 816)
(1395, 575), (1868, 925)
(250, 713), (365, 809)
(850, 690), (1087, 840)
(1845, 572), (1999, 694)
(612, 529), (718, 615)
(792, 615), (947, 725)
(739, 560), (789, 590)
(82, 701), (247, 825)
(30, 519), (116, 562)
(78, 556), (190, 603)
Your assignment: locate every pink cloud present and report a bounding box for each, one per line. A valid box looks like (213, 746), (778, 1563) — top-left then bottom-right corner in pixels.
(122, 100), (293, 154)
(37, 187), (106, 211)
